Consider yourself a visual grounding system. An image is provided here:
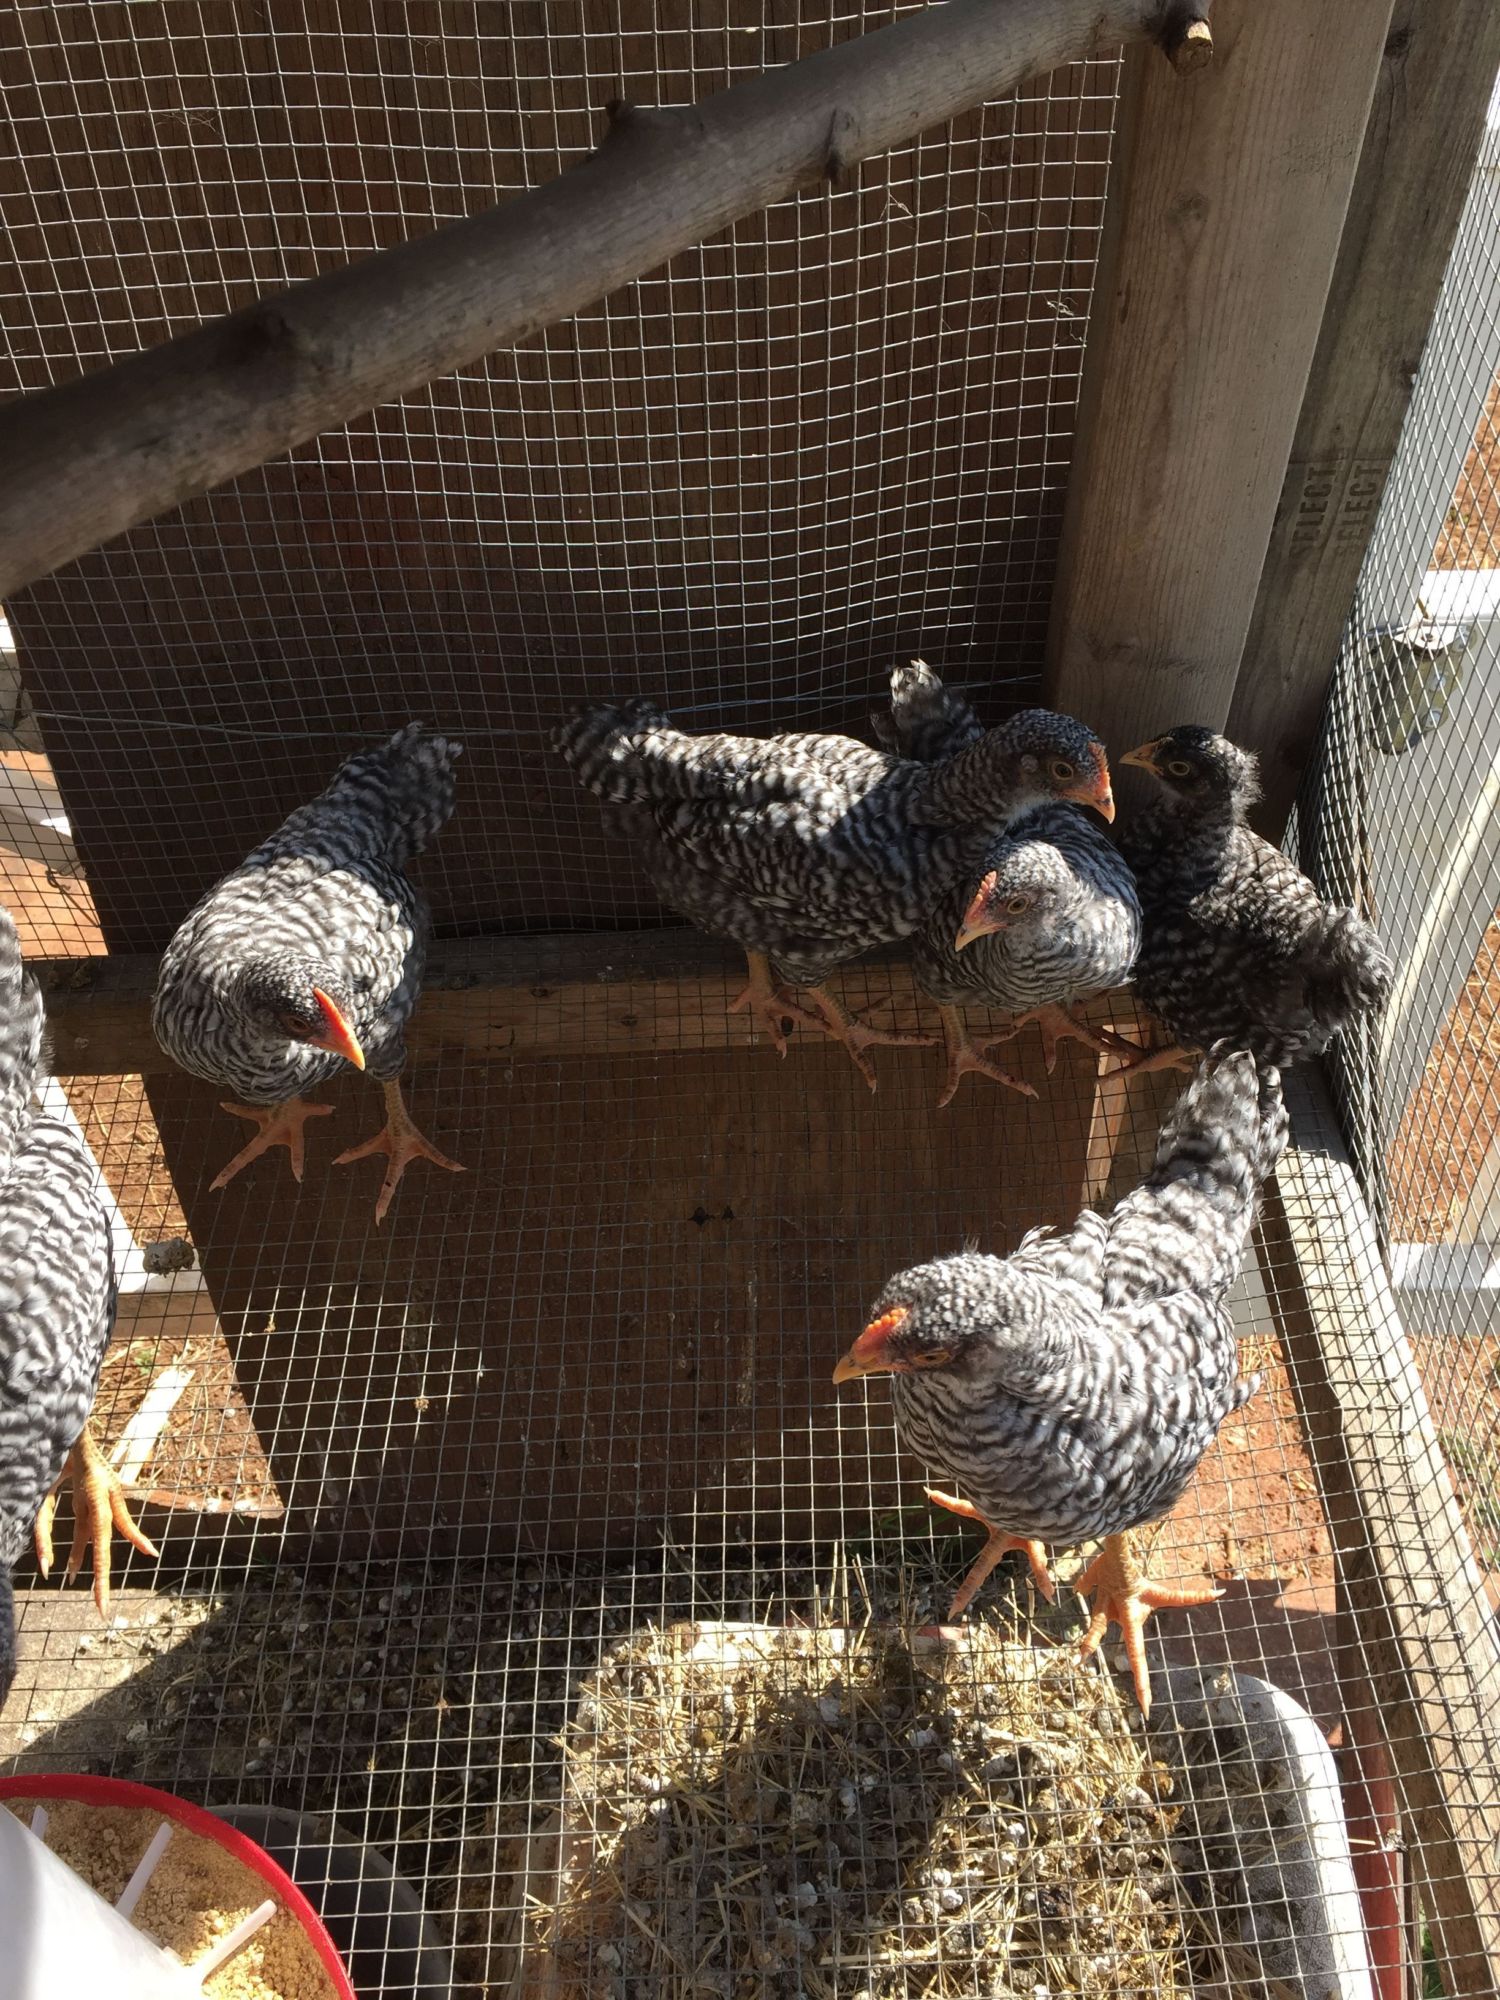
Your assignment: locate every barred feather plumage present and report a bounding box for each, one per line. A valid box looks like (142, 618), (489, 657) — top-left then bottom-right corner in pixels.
(152, 723), (461, 1103)
(0, 904), (118, 1698)
(1119, 726), (1393, 1065)
(861, 1050), (1281, 1549)
(553, 691), (1112, 988)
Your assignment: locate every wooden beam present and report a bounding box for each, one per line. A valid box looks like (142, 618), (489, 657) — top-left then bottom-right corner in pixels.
(0, 0), (1209, 603)
(1230, 0), (1500, 834)
(1262, 1066), (1500, 1999)
(40, 929), (1119, 1074)
(1043, 0), (1394, 752)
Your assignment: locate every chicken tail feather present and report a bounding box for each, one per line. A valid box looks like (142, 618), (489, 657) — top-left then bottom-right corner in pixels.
(551, 697), (692, 804)
(872, 659), (985, 764)
(1101, 1046), (1286, 1307)
(1299, 904), (1394, 1041)
(309, 721), (463, 869)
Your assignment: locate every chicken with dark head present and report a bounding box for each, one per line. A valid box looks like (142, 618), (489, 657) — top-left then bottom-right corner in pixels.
(554, 686), (1114, 1087)
(1118, 725), (1393, 1073)
(0, 902), (157, 1703)
(153, 722), (463, 1223)
(834, 1047), (1286, 1713)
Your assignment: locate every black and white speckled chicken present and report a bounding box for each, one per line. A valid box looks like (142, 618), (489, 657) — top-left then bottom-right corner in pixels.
(876, 662), (1143, 1100)
(834, 1048), (1286, 1713)
(0, 905), (157, 1702)
(1118, 726), (1393, 1073)
(152, 724), (464, 1223)
(553, 689), (1115, 1086)
(915, 806), (1145, 1102)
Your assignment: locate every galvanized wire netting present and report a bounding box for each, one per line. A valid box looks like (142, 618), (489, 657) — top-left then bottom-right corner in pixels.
(0, 6), (1495, 1998)
(1300, 77), (1500, 1556)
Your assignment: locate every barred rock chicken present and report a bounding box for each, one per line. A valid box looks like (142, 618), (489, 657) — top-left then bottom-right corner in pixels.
(1118, 726), (1393, 1073)
(554, 692), (1114, 1086)
(875, 663), (1142, 1100)
(834, 1048), (1287, 1713)
(0, 904), (157, 1702)
(153, 724), (464, 1223)
(915, 807), (1144, 1103)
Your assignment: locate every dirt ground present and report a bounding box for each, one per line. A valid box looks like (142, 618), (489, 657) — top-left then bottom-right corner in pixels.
(1432, 379), (1500, 570)
(1386, 908), (1500, 1240)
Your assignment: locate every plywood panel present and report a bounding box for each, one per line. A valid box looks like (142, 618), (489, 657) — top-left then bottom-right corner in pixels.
(0, 3), (1120, 952)
(139, 1022), (1101, 1554)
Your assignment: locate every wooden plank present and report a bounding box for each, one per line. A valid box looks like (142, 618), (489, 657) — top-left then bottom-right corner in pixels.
(1230, 0), (1500, 834)
(1260, 1066), (1500, 1999)
(4, 5), (1124, 958)
(130, 1018), (1100, 1560)
(0, 0), (1211, 602)
(1043, 0), (1395, 751)
(33, 929), (1131, 1074)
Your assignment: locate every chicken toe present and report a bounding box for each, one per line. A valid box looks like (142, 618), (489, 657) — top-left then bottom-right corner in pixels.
(1073, 1532), (1220, 1715)
(936, 1004), (1038, 1107)
(996, 1002), (1148, 1075)
(727, 951), (826, 1056)
(925, 1486), (1056, 1612)
(336, 1078), (465, 1224)
(796, 983), (935, 1091)
(34, 1426), (160, 1619)
(210, 1095), (334, 1190)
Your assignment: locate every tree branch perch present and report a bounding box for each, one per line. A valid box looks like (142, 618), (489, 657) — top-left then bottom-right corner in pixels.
(0, 0), (1208, 601)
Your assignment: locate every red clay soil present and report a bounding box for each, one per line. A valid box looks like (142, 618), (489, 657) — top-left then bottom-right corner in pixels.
(1385, 909), (1500, 1243)
(1432, 379), (1500, 569)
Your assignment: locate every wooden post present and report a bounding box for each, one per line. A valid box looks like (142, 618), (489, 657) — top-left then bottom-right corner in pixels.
(1043, 0), (1395, 751)
(0, 0), (1209, 603)
(1230, 0), (1500, 835)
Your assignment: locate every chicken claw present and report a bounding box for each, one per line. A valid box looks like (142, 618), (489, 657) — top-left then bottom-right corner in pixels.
(994, 1002), (1147, 1075)
(1105, 1039), (1198, 1077)
(336, 1078), (465, 1224)
(34, 1426), (160, 1619)
(925, 1486), (1056, 1611)
(935, 1004), (1038, 1107)
(211, 1095), (334, 1190)
(1073, 1531), (1219, 1715)
(798, 983), (936, 1092)
(728, 951), (826, 1056)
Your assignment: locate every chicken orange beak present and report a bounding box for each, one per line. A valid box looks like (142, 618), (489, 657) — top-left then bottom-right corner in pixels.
(832, 1306), (910, 1382)
(1064, 745), (1115, 823)
(1121, 737), (1165, 775)
(954, 874), (1001, 952)
(308, 988), (366, 1070)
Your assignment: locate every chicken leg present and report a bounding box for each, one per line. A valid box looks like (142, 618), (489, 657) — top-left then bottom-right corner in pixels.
(925, 1487), (1056, 1613)
(33, 1426), (160, 1618)
(935, 1003), (1038, 1108)
(1073, 1531), (1220, 1715)
(730, 952), (933, 1086)
(210, 1095), (334, 1190)
(336, 1077), (465, 1224)
(728, 951), (827, 1056)
(1106, 1035), (1199, 1077)
(993, 1003), (1147, 1076)
(796, 983), (936, 1091)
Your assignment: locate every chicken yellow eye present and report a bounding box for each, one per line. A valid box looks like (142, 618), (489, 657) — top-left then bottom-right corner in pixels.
(1006, 895), (1031, 916)
(1166, 758), (1194, 778)
(1048, 759), (1075, 782)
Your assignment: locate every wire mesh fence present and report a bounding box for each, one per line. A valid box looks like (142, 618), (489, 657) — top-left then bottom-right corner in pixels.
(0, 6), (1497, 2000)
